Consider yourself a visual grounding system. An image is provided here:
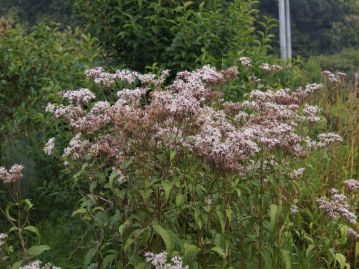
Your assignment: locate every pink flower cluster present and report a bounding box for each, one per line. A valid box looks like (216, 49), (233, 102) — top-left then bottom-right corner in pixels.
(344, 179), (359, 193)
(317, 133), (343, 148)
(239, 57), (252, 67)
(145, 251), (188, 269)
(0, 164), (24, 183)
(259, 63), (283, 73)
(317, 188), (357, 224)
(20, 261), (61, 269)
(47, 66), (341, 175)
(290, 168), (305, 180)
(348, 228), (359, 241)
(59, 88), (96, 104)
(85, 67), (171, 88)
(322, 70), (346, 82)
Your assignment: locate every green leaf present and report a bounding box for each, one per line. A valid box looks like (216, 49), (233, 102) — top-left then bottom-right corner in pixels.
(90, 181), (97, 192)
(176, 194), (185, 207)
(24, 226), (40, 238)
(11, 260), (23, 269)
(335, 253), (347, 269)
(135, 262), (150, 269)
(183, 243), (200, 256)
(305, 244), (315, 258)
(269, 204), (278, 230)
(84, 247), (97, 266)
(72, 208), (86, 216)
(153, 223), (173, 253)
(211, 247), (226, 258)
(28, 245), (50, 257)
(170, 150), (176, 161)
(119, 220), (130, 236)
(161, 180), (173, 202)
(101, 253), (117, 268)
(124, 229), (146, 252)
(216, 209), (225, 233)
(280, 249), (292, 269)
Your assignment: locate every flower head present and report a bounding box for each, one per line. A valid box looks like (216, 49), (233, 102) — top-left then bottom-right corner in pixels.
(344, 179), (359, 193)
(0, 164), (24, 184)
(44, 137), (55, 155)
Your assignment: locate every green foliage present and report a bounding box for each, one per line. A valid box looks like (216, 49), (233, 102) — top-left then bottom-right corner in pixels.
(0, 23), (101, 131)
(0, 22), (102, 251)
(260, 0), (359, 56)
(0, 0), (70, 25)
(311, 48), (359, 73)
(70, 0), (268, 72)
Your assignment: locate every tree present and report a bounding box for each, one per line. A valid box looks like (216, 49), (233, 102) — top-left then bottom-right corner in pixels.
(259, 0), (359, 56)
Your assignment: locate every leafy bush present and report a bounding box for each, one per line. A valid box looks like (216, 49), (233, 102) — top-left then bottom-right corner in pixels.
(40, 62), (356, 268)
(0, 0), (70, 25)
(70, 0), (272, 72)
(0, 22), (102, 229)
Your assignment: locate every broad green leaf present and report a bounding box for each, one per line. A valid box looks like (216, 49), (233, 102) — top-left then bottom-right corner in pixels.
(28, 245), (50, 257)
(211, 247), (226, 258)
(84, 247), (97, 266)
(124, 229), (146, 252)
(161, 180), (173, 202)
(135, 262), (150, 269)
(11, 260), (23, 269)
(280, 249), (292, 269)
(101, 253), (117, 268)
(153, 223), (173, 253)
(216, 209), (225, 233)
(72, 208), (86, 216)
(24, 226), (40, 238)
(119, 220), (130, 236)
(176, 194), (185, 207)
(269, 204), (278, 230)
(183, 243), (200, 256)
(335, 253), (347, 269)
(170, 150), (176, 161)
(305, 244), (315, 258)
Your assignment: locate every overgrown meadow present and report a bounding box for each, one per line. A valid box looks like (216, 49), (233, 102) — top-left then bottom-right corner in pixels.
(0, 1), (358, 269)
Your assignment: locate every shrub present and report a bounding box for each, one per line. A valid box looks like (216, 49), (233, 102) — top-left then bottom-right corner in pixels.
(70, 0), (272, 72)
(0, 22), (102, 233)
(43, 63), (349, 268)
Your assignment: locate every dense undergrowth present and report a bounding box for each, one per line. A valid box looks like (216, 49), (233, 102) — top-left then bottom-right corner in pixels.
(0, 1), (358, 269)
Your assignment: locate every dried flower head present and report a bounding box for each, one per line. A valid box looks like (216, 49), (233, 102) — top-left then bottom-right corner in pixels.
(0, 164), (24, 183)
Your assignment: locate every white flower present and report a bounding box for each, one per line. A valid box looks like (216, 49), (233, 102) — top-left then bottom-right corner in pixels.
(44, 137), (55, 155)
(290, 168), (305, 180)
(239, 57), (252, 67)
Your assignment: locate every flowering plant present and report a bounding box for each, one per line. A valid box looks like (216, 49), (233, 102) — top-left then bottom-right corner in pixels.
(0, 164), (50, 268)
(44, 64), (344, 268)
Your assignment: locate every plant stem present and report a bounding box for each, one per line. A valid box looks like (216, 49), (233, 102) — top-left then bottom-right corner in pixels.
(258, 157), (265, 269)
